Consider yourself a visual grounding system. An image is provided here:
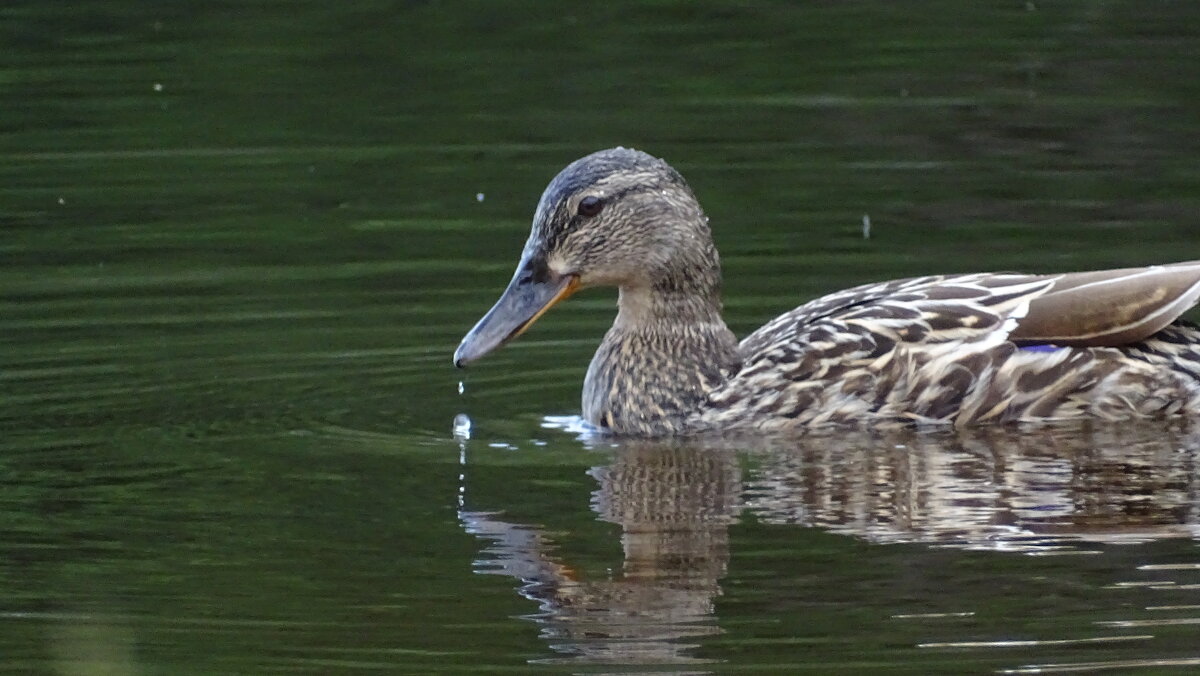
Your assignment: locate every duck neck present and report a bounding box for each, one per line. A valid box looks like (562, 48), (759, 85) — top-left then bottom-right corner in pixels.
(614, 284), (725, 329)
(582, 281), (741, 436)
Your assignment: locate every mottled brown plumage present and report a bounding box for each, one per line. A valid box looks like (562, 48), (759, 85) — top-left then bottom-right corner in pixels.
(454, 147), (1200, 436)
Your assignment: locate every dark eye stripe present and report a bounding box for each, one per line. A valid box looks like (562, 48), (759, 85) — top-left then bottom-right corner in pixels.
(545, 184), (653, 251)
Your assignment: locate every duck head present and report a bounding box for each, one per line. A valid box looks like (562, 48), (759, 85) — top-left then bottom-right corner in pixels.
(454, 147), (718, 367)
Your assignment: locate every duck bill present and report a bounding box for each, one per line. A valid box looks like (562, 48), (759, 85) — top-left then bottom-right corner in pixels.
(454, 262), (580, 367)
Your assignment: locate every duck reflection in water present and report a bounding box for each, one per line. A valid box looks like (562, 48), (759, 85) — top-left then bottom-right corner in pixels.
(461, 442), (738, 668)
(459, 422), (1200, 668)
(742, 424), (1200, 547)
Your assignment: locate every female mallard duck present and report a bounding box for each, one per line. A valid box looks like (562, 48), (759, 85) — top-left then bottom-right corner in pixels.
(454, 147), (1200, 435)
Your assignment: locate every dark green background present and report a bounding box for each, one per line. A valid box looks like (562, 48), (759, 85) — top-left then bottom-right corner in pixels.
(4, 2), (1200, 673)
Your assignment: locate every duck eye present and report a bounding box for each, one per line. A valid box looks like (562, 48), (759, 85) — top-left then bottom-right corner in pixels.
(577, 195), (604, 217)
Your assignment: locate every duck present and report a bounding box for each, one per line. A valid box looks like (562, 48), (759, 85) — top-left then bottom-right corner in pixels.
(454, 147), (1200, 436)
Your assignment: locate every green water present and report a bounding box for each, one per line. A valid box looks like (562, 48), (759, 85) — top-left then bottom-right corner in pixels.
(5, 1), (1200, 673)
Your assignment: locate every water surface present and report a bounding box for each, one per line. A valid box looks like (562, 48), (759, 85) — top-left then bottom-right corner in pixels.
(4, 1), (1200, 673)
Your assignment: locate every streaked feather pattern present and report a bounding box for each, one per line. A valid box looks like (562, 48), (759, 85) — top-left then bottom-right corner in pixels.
(700, 271), (1200, 431)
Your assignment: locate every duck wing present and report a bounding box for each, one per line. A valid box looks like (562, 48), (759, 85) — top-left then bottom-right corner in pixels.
(707, 265), (1200, 429)
(712, 274), (1057, 426)
(740, 262), (1200, 361)
(1012, 261), (1200, 347)
(737, 272), (1055, 360)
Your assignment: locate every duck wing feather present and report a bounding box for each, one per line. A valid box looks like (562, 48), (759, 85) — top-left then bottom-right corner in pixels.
(1012, 261), (1200, 347)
